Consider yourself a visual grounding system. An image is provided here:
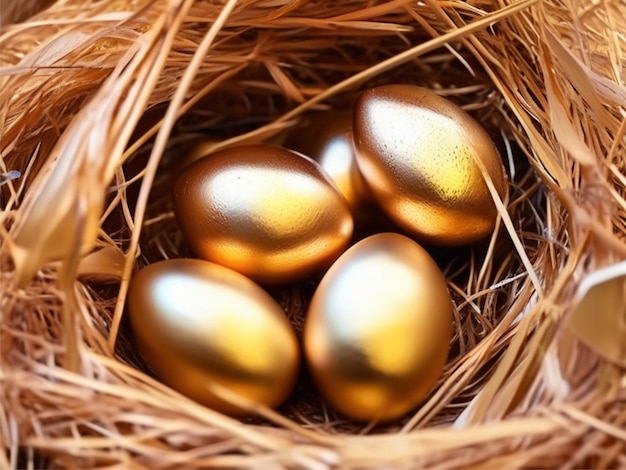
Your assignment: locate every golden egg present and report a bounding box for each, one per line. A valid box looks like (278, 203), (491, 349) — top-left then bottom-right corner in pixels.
(127, 258), (300, 416)
(354, 85), (507, 246)
(174, 145), (354, 284)
(304, 232), (453, 421)
(284, 113), (370, 213)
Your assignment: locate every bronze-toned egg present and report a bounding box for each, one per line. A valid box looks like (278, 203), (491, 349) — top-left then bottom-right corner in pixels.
(174, 145), (354, 284)
(304, 233), (453, 421)
(128, 259), (300, 416)
(284, 113), (370, 213)
(354, 85), (507, 246)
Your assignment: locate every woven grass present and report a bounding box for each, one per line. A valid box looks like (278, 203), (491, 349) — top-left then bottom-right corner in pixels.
(1, 0), (625, 468)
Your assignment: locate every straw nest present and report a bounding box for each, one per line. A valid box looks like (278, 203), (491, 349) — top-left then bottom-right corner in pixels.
(1, 0), (625, 468)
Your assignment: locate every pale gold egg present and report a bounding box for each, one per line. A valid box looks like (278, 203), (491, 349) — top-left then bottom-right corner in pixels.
(354, 85), (507, 246)
(174, 145), (354, 284)
(304, 232), (453, 421)
(284, 113), (370, 213)
(127, 258), (300, 416)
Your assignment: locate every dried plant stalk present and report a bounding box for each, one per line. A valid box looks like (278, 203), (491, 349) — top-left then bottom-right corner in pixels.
(1, 0), (625, 468)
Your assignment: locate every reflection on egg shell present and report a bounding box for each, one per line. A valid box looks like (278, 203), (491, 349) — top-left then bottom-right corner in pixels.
(174, 145), (354, 284)
(284, 113), (370, 213)
(304, 233), (453, 421)
(128, 259), (300, 416)
(354, 85), (507, 246)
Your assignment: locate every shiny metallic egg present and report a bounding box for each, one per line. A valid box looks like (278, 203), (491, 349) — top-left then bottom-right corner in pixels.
(128, 258), (300, 416)
(174, 145), (354, 284)
(354, 85), (507, 246)
(304, 232), (453, 421)
(284, 113), (370, 213)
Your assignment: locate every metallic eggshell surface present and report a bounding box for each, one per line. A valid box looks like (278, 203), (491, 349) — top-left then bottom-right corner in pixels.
(127, 259), (300, 416)
(174, 145), (354, 284)
(353, 85), (507, 246)
(304, 233), (453, 421)
(284, 113), (370, 213)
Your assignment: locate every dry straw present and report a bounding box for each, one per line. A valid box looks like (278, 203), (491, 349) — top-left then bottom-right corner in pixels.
(1, 0), (625, 467)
